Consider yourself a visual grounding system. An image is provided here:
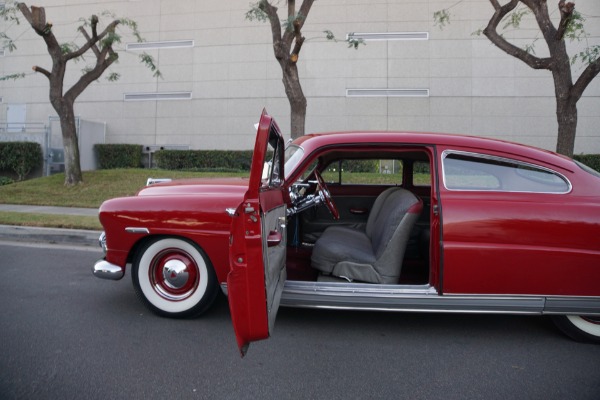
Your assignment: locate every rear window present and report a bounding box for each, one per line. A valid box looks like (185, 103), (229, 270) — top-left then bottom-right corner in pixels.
(442, 151), (571, 194)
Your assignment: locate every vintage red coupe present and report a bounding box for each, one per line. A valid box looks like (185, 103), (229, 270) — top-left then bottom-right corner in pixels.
(94, 110), (600, 354)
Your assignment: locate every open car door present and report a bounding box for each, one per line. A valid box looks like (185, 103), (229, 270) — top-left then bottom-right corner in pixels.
(228, 110), (287, 357)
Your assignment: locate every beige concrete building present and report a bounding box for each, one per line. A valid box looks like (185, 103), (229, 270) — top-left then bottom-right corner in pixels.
(1, 0), (599, 159)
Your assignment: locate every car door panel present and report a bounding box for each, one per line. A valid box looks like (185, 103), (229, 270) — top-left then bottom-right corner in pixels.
(227, 109), (286, 356)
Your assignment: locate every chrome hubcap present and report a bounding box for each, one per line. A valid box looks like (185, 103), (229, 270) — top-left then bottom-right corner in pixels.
(150, 249), (200, 301)
(162, 259), (189, 289)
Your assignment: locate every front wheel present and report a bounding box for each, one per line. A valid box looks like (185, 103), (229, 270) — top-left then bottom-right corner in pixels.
(551, 315), (600, 344)
(132, 237), (219, 318)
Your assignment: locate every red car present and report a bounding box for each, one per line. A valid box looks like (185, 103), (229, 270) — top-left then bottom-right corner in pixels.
(94, 110), (600, 354)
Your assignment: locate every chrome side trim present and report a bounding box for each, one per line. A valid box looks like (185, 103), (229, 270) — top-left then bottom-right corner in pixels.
(125, 227), (150, 234)
(280, 282), (543, 314)
(543, 297), (600, 316)
(93, 260), (125, 280)
(220, 281), (600, 315)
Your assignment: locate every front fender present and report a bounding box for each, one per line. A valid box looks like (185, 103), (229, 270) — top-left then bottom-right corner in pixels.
(99, 194), (239, 282)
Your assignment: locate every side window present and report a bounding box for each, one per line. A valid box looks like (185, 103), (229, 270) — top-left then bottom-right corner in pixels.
(323, 159), (403, 185)
(442, 151), (570, 193)
(413, 161), (431, 186)
(262, 129), (284, 188)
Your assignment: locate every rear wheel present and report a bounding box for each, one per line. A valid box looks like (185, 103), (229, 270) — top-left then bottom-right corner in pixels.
(551, 315), (600, 343)
(132, 237), (218, 318)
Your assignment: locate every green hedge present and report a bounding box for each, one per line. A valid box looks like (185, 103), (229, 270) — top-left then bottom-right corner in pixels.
(574, 154), (600, 173)
(95, 144), (143, 169)
(154, 150), (254, 171)
(0, 141), (43, 181)
(0, 176), (14, 186)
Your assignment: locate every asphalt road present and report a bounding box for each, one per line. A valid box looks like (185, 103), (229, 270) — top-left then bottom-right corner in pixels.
(1, 241), (599, 400)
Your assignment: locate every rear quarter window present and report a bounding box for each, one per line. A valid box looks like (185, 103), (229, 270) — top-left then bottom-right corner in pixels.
(442, 151), (571, 193)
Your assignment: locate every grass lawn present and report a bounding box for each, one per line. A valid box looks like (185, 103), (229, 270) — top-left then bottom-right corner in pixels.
(0, 169), (247, 208)
(0, 169), (246, 229)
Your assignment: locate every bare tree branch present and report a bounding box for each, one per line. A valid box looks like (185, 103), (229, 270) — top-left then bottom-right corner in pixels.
(68, 19), (119, 61)
(17, 3), (61, 58)
(483, 0), (552, 70)
(571, 57), (600, 102)
(259, 0), (286, 60)
(32, 65), (51, 79)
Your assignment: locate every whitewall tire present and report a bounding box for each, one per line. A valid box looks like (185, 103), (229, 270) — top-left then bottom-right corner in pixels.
(552, 315), (600, 344)
(132, 237), (218, 318)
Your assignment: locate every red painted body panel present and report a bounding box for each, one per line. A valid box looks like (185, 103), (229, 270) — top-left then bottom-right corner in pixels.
(441, 191), (600, 295)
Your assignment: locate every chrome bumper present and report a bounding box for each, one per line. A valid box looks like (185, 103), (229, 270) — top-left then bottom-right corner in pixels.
(93, 260), (124, 280)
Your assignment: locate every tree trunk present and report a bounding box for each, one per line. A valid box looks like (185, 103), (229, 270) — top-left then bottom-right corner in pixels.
(555, 97), (577, 158)
(54, 100), (82, 185)
(549, 38), (577, 158)
(281, 61), (307, 139)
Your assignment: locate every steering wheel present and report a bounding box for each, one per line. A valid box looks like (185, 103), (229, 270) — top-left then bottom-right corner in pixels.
(314, 170), (340, 220)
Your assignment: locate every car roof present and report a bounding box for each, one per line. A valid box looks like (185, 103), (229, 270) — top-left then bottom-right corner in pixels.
(292, 131), (575, 172)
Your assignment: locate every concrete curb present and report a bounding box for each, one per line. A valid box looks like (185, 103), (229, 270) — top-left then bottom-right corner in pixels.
(0, 225), (101, 247)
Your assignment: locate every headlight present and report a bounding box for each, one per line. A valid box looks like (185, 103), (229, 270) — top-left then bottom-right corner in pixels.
(99, 231), (107, 254)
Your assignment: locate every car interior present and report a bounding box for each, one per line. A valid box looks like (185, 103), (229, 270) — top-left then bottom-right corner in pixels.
(283, 147), (433, 286)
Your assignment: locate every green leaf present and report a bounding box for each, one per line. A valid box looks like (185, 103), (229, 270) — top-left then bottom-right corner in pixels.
(0, 72), (26, 81)
(502, 7), (530, 30)
(106, 72), (120, 82)
(433, 9), (450, 29)
(0, 2), (20, 24)
(60, 42), (80, 55)
(101, 31), (121, 48)
(471, 28), (483, 37)
(0, 32), (17, 52)
(347, 38), (365, 50)
(523, 38), (538, 55)
(571, 45), (600, 66)
(245, 2), (269, 22)
(119, 17), (143, 43)
(139, 52), (162, 79)
(564, 11), (586, 41)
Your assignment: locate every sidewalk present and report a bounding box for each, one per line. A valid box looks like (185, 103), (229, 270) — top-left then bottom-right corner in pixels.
(0, 204), (101, 247)
(0, 204), (98, 216)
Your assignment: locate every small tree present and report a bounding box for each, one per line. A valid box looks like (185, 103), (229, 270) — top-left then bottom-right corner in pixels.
(435, 0), (600, 157)
(246, 0), (314, 139)
(1, 2), (160, 185)
(246, 1), (362, 139)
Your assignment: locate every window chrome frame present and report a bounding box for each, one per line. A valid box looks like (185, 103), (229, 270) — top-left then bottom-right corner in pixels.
(441, 150), (572, 194)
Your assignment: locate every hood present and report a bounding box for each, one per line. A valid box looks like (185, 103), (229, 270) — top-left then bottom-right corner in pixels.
(137, 177), (250, 197)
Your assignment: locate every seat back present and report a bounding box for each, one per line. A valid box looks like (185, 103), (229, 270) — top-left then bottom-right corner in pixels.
(365, 187), (401, 238)
(369, 189), (422, 282)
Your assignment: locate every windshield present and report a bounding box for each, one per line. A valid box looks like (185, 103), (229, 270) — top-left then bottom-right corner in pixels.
(284, 144), (304, 179)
